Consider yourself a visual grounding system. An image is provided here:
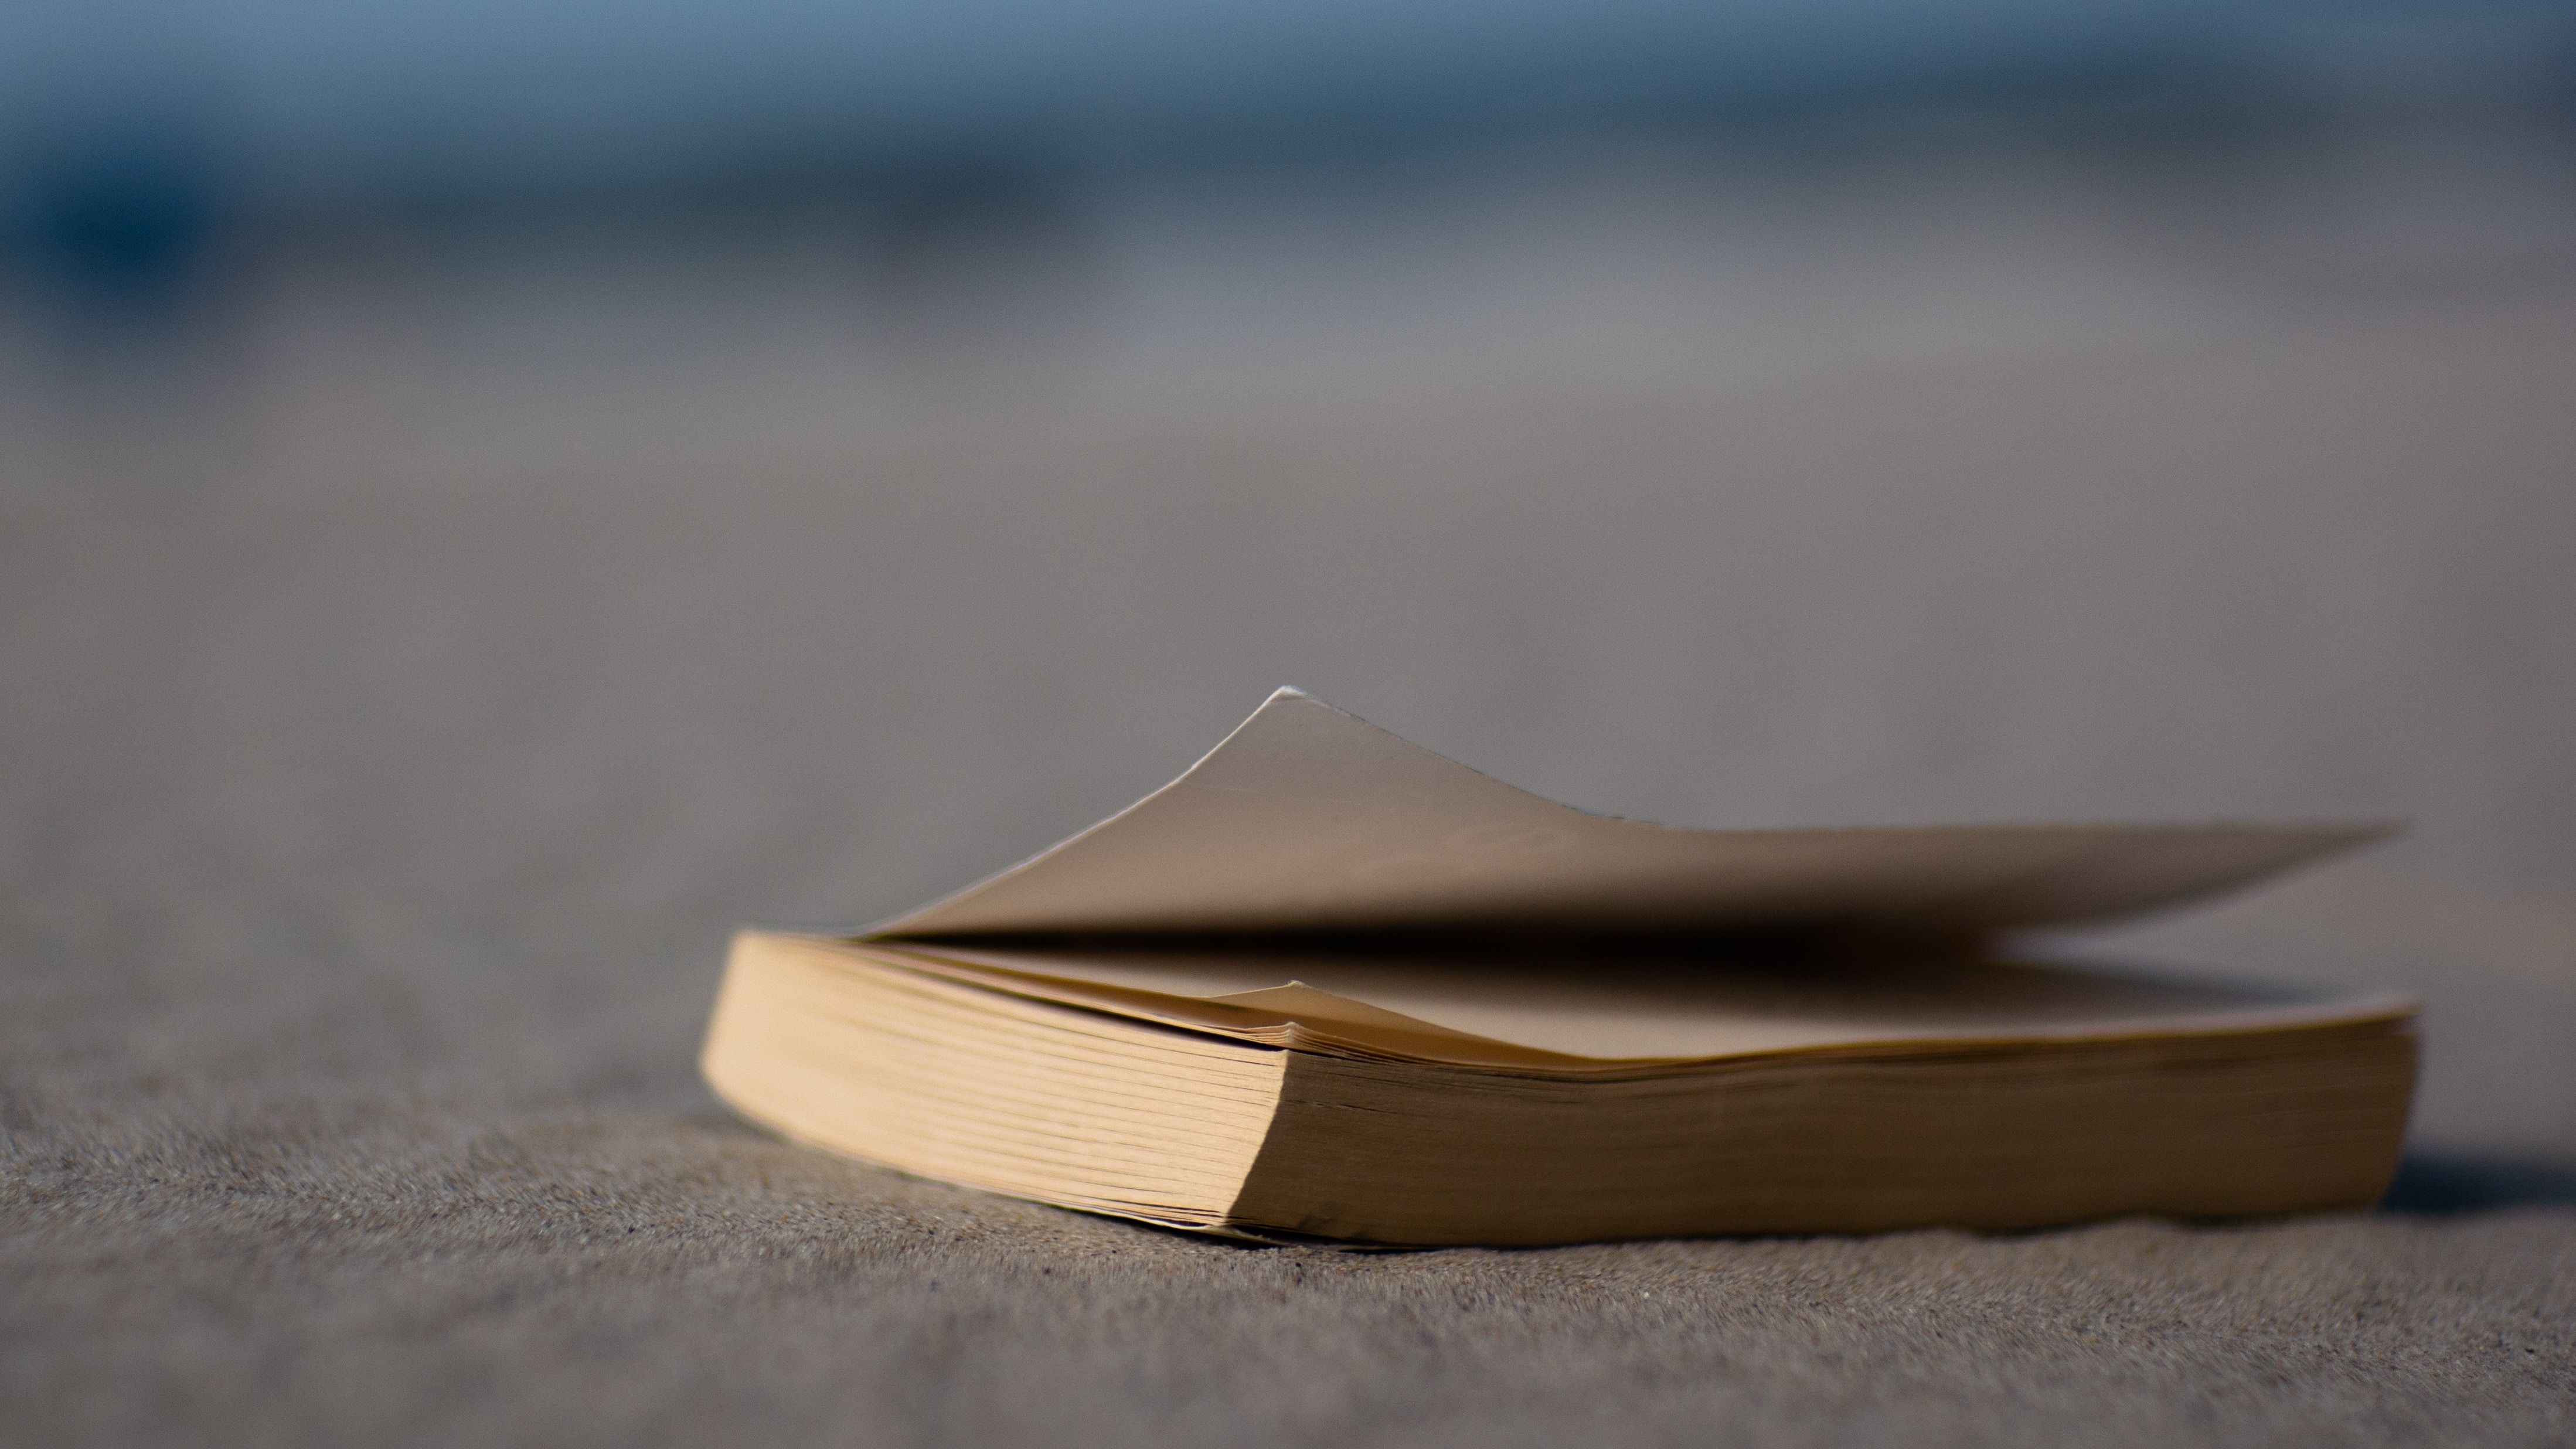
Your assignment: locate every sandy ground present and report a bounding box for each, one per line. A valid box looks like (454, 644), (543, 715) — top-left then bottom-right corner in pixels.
(5, 152), (2574, 1444)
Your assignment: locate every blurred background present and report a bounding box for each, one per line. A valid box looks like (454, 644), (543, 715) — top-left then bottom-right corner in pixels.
(3, 0), (2574, 1162)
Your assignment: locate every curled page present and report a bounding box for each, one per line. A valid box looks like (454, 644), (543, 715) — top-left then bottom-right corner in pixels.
(872, 688), (2386, 940)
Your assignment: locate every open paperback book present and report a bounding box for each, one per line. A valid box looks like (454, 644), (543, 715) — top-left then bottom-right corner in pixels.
(702, 689), (2417, 1246)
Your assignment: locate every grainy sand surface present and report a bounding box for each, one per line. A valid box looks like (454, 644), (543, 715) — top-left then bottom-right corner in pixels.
(5, 166), (2574, 1444)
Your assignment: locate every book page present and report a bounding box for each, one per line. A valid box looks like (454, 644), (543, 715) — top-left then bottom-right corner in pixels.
(852, 937), (2416, 1069)
(873, 688), (2386, 940)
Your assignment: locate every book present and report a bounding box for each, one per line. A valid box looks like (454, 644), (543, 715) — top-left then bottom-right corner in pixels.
(701, 688), (2417, 1246)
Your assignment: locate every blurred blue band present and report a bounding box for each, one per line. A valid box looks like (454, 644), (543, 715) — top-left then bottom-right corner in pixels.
(5, 1), (2568, 202)
(1, 0), (2568, 328)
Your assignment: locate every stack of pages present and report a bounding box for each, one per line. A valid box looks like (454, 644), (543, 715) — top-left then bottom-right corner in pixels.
(703, 689), (2416, 1246)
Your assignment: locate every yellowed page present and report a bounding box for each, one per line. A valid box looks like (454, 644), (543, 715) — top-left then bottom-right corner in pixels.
(873, 689), (2385, 939)
(856, 937), (2418, 1072)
